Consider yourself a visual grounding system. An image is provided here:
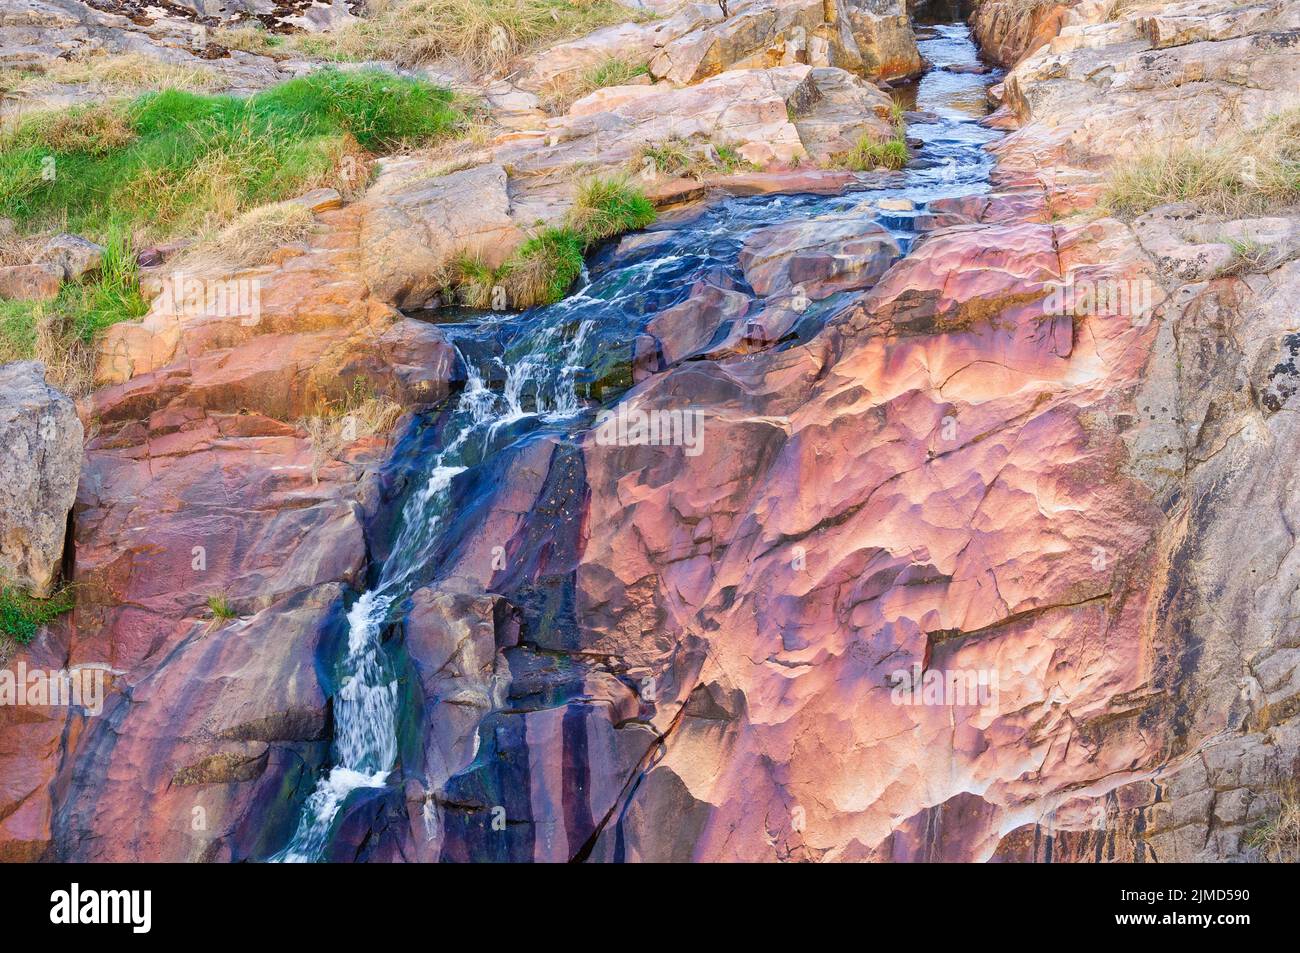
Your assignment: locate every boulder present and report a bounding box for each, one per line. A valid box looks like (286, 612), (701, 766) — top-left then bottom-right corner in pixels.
(844, 0), (924, 79)
(35, 234), (103, 281)
(0, 362), (82, 598)
(0, 263), (61, 301)
(359, 163), (523, 310)
(739, 213), (900, 299)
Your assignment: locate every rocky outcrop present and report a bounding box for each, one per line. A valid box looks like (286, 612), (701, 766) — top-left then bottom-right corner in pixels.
(359, 163), (523, 310)
(999, 0), (1300, 160)
(524, 0), (922, 90)
(969, 0), (1076, 66)
(521, 2), (724, 91)
(496, 63), (895, 210)
(7, 0), (1298, 867)
(0, 362), (82, 598)
(93, 177), (461, 417)
(648, 0), (922, 84)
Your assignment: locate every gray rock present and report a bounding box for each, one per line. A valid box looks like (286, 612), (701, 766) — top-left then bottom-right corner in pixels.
(0, 362), (82, 598)
(36, 233), (104, 281)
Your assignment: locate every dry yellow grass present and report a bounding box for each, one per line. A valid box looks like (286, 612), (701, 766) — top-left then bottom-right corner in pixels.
(294, 0), (640, 73)
(1104, 108), (1300, 217)
(14, 103), (136, 155)
(33, 312), (95, 397)
(1247, 779), (1300, 863)
(300, 383), (404, 482)
(212, 25), (286, 56)
(44, 52), (222, 93)
(174, 201), (316, 272)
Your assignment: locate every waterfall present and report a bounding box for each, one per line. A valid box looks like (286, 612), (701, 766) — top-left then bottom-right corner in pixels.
(272, 19), (1000, 861)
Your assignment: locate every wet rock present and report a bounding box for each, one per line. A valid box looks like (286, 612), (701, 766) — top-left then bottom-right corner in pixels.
(738, 214), (901, 300)
(52, 583), (348, 861)
(0, 362), (82, 598)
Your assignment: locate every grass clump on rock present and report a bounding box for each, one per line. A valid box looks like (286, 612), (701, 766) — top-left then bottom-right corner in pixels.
(636, 137), (754, 180)
(1246, 779), (1300, 863)
(0, 227), (145, 395)
(839, 133), (909, 171)
(0, 69), (467, 372)
(542, 56), (649, 111)
(300, 377), (405, 482)
(1104, 109), (1300, 217)
(458, 174), (655, 309)
(0, 584), (74, 646)
(296, 0), (639, 72)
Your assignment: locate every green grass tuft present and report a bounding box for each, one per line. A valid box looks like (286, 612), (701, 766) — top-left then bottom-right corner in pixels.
(457, 176), (656, 309)
(0, 69), (466, 244)
(636, 137), (755, 179)
(838, 131), (909, 172)
(0, 584), (74, 646)
(569, 175), (656, 244)
(206, 595), (237, 621)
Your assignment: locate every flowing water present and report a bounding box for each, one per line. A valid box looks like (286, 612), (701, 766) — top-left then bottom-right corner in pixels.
(272, 21), (1001, 862)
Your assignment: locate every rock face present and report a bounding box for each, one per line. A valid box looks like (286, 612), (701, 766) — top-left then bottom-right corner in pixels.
(5, 0), (1300, 867)
(523, 0), (922, 89)
(999, 0), (1300, 160)
(0, 363), (82, 598)
(648, 0), (922, 84)
(969, 0), (1076, 66)
(359, 163), (523, 310)
(521, 3), (724, 91)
